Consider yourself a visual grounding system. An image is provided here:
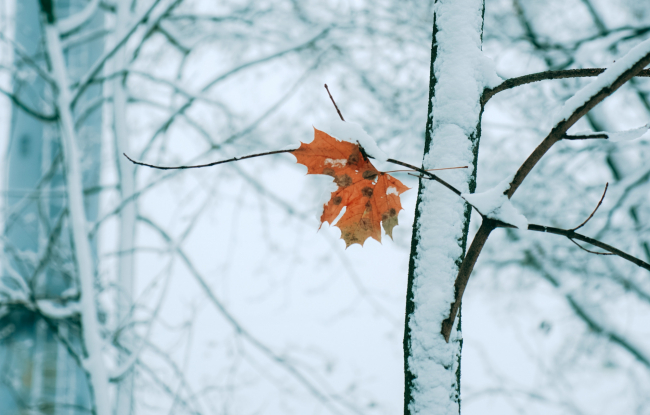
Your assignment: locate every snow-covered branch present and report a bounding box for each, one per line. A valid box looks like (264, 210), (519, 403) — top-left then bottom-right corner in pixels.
(57, 0), (100, 35)
(442, 37), (650, 343)
(483, 68), (650, 106)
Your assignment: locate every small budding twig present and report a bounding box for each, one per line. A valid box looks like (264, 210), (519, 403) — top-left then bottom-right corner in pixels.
(571, 182), (608, 231)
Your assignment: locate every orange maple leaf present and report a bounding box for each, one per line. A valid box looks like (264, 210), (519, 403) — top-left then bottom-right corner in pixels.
(293, 128), (409, 247)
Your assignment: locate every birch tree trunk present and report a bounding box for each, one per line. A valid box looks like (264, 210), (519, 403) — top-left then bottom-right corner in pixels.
(403, 1), (493, 413)
(113, 0), (137, 412)
(40, 3), (111, 415)
(1, 0), (104, 413)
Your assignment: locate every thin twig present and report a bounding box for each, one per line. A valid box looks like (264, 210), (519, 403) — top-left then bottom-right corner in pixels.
(386, 159), (462, 196)
(525, 223), (649, 270)
(571, 182), (608, 231)
(0, 88), (57, 121)
(123, 151), (468, 201)
(563, 133), (609, 140)
(324, 84), (344, 121)
(70, 0), (165, 108)
(123, 150), (293, 170)
(441, 220), (496, 341)
(383, 166), (468, 174)
(569, 238), (613, 255)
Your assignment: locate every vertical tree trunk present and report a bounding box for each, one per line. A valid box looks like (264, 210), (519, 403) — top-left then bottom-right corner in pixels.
(403, 1), (490, 414)
(42, 18), (111, 415)
(113, 0), (137, 413)
(2, 0), (102, 413)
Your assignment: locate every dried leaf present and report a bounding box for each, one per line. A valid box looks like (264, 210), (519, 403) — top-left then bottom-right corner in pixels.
(293, 128), (409, 247)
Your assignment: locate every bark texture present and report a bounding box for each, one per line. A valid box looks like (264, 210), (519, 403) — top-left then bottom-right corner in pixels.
(403, 1), (488, 413)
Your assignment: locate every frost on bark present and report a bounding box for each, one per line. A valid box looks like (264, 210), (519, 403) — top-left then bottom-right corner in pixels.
(403, 0), (494, 414)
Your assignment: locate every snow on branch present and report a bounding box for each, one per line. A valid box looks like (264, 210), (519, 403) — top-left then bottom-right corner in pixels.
(507, 37), (650, 199)
(567, 124), (650, 142)
(462, 176), (528, 229)
(483, 68), (650, 105)
(57, 0), (100, 35)
(442, 36), (650, 343)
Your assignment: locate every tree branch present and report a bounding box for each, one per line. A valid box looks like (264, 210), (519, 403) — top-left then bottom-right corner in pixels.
(483, 68), (650, 105)
(571, 182), (608, 231)
(563, 133), (608, 140)
(0, 88), (57, 121)
(441, 220), (496, 342)
(70, 0), (165, 108)
(123, 150), (294, 170)
(507, 50), (650, 200)
(524, 223), (650, 271)
(441, 41), (650, 342)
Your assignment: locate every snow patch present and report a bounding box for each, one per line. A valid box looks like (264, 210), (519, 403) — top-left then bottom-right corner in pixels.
(572, 124), (650, 142)
(315, 178), (339, 221)
(37, 299), (81, 319)
(462, 176), (529, 229)
(282, 142), (301, 151)
(479, 51), (503, 89)
(313, 116), (388, 162)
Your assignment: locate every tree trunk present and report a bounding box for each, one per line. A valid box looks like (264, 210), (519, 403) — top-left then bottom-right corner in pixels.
(113, 0), (137, 413)
(403, 1), (490, 413)
(1, 0), (103, 413)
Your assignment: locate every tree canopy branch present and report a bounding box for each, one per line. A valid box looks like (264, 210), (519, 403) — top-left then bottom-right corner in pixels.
(483, 68), (650, 106)
(442, 43), (650, 342)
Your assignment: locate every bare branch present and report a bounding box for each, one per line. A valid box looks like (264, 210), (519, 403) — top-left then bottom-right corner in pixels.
(563, 133), (608, 140)
(571, 182), (608, 231)
(525, 223), (650, 271)
(0, 87), (57, 121)
(0, 31), (56, 85)
(507, 52), (650, 199)
(123, 149), (293, 170)
(529, 254), (650, 369)
(442, 43), (650, 341)
(483, 68), (650, 105)
(57, 0), (100, 35)
(441, 220), (497, 342)
(568, 238), (614, 255)
(70, 0), (165, 108)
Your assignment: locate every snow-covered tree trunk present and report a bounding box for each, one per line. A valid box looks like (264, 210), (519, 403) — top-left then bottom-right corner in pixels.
(111, 1), (137, 413)
(403, 1), (497, 413)
(40, 3), (111, 415)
